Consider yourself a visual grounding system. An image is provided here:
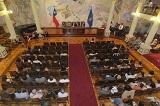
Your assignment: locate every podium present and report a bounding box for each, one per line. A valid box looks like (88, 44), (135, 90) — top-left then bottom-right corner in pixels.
(63, 28), (85, 35)
(97, 28), (105, 37)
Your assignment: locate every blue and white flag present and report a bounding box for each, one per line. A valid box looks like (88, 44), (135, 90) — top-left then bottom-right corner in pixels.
(87, 7), (93, 27)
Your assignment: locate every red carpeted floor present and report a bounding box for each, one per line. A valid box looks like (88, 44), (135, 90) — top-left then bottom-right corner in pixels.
(69, 44), (98, 106)
(143, 53), (160, 69)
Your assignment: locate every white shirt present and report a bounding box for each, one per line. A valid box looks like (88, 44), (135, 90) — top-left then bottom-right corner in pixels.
(33, 60), (42, 64)
(48, 78), (57, 83)
(119, 25), (124, 30)
(60, 53), (68, 56)
(30, 90), (43, 99)
(125, 73), (137, 80)
(15, 92), (29, 99)
(134, 63), (142, 68)
(111, 86), (118, 94)
(89, 53), (97, 56)
(58, 92), (68, 98)
(59, 79), (70, 83)
(156, 83), (160, 88)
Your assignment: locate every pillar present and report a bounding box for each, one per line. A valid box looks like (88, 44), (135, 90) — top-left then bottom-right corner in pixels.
(0, 0), (17, 39)
(138, 13), (160, 54)
(30, 0), (43, 33)
(126, 0), (144, 39)
(105, 0), (116, 37)
(38, 0), (48, 27)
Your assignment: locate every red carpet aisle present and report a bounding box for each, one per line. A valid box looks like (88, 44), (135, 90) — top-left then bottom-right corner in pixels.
(143, 53), (160, 69)
(69, 44), (98, 106)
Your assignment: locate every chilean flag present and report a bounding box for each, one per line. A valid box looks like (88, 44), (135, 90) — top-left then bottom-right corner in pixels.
(52, 8), (59, 27)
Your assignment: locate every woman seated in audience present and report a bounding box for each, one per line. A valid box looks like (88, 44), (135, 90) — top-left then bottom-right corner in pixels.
(14, 89), (29, 100)
(30, 89), (43, 99)
(57, 89), (68, 98)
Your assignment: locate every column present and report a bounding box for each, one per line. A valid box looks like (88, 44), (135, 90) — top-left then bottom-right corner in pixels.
(38, 0), (48, 27)
(138, 12), (160, 54)
(126, 0), (144, 39)
(30, 0), (43, 33)
(105, 0), (116, 37)
(0, 0), (17, 39)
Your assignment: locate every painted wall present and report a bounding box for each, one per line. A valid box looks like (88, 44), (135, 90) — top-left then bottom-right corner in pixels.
(5, 0), (34, 26)
(36, 0), (137, 27)
(2, 0), (138, 28)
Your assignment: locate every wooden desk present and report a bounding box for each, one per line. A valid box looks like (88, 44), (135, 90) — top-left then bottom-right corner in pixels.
(42, 27), (98, 37)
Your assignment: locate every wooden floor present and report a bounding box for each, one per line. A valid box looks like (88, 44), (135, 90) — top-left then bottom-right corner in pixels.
(0, 37), (160, 106)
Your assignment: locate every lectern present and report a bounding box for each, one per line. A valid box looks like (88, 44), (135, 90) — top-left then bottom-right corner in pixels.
(97, 28), (105, 37)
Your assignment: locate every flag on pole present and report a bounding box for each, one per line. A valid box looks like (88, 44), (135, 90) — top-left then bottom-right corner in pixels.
(87, 7), (93, 27)
(52, 8), (59, 27)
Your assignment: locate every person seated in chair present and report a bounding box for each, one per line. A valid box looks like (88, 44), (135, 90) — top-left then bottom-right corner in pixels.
(89, 57), (100, 63)
(129, 81), (141, 91)
(20, 75), (33, 84)
(30, 89), (43, 99)
(47, 76), (57, 84)
(110, 86), (118, 94)
(59, 76), (69, 84)
(57, 89), (68, 98)
(106, 74), (116, 81)
(145, 71), (154, 77)
(15, 89), (29, 100)
(155, 80), (160, 88)
(125, 72), (137, 81)
(99, 85), (110, 95)
(35, 75), (46, 84)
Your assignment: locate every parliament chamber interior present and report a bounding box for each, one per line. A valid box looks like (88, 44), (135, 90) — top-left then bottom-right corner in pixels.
(0, 0), (160, 106)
